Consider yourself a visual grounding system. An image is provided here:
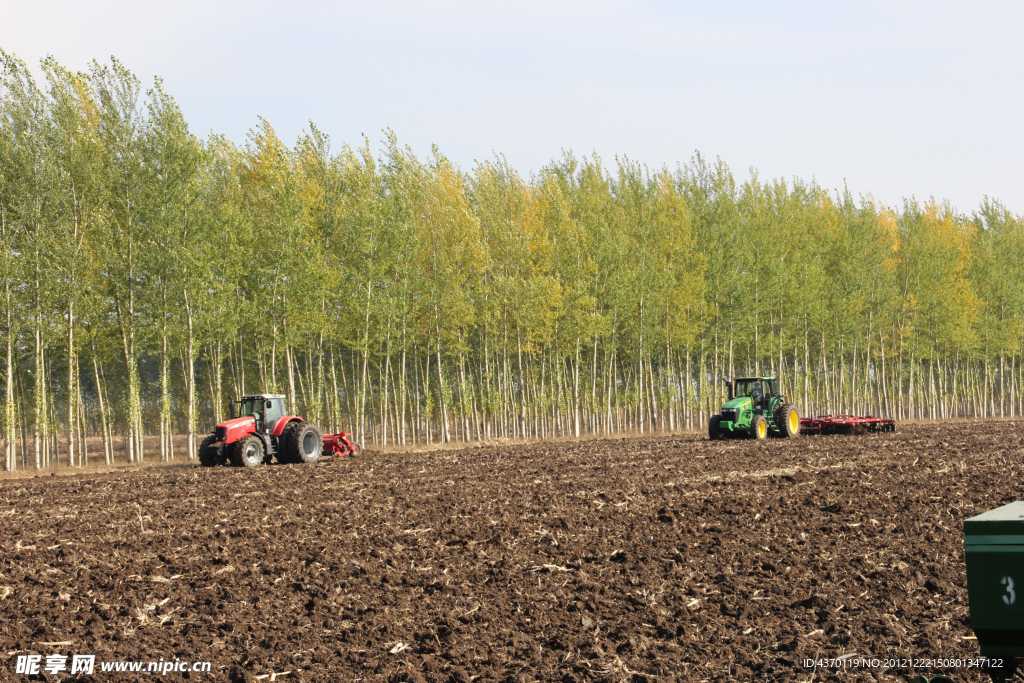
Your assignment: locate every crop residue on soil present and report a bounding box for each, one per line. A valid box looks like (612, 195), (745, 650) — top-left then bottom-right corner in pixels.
(0, 421), (1020, 682)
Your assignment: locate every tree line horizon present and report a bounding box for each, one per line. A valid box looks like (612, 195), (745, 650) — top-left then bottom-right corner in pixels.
(1, 50), (1021, 471)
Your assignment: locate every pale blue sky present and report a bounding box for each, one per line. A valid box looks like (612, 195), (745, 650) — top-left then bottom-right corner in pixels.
(3, 1), (1022, 213)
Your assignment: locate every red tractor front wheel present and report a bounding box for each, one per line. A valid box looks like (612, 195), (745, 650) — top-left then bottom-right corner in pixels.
(199, 434), (226, 467)
(231, 435), (265, 467)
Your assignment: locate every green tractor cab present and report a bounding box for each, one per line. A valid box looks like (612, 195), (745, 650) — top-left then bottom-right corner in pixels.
(709, 376), (799, 441)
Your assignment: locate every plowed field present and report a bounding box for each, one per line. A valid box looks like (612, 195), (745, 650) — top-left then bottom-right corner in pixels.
(1, 421), (1022, 682)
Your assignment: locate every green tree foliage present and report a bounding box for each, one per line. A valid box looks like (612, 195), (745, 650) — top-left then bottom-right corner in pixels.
(0, 52), (1021, 468)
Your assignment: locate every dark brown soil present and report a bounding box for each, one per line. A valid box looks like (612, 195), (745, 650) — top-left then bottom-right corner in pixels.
(1, 421), (1021, 682)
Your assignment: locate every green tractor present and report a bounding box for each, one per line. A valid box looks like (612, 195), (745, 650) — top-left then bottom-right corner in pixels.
(708, 376), (800, 440)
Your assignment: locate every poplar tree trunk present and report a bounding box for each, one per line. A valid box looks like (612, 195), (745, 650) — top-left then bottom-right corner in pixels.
(4, 277), (13, 472)
(436, 329), (450, 443)
(66, 301), (75, 466)
(184, 290), (196, 460)
(34, 327), (43, 470)
(90, 331), (111, 465)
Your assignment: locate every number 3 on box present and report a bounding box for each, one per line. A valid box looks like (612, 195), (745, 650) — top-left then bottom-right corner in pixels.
(1003, 576), (1016, 605)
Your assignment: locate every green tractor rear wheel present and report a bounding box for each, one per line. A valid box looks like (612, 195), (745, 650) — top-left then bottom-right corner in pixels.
(774, 403), (800, 438)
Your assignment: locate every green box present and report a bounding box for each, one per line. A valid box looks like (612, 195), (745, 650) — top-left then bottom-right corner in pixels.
(965, 501), (1024, 656)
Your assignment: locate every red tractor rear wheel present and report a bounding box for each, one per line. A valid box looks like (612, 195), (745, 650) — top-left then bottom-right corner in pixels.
(280, 421), (323, 464)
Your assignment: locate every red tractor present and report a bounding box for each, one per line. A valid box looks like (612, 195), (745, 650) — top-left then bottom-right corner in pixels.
(198, 394), (361, 467)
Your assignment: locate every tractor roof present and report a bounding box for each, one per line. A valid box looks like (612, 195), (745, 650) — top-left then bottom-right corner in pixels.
(239, 394), (286, 400)
(734, 376), (776, 381)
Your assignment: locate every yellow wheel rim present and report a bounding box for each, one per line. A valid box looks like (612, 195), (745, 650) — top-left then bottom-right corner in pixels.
(757, 420), (767, 439)
(789, 410), (799, 433)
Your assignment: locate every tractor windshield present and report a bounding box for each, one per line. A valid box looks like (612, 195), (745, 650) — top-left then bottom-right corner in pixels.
(733, 380), (762, 399)
(238, 398), (264, 418)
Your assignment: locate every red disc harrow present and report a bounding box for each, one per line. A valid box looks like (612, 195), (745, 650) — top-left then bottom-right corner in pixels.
(799, 415), (895, 435)
(322, 431), (362, 457)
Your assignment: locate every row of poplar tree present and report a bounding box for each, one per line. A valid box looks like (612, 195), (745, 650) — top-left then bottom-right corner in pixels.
(1, 51), (1022, 470)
